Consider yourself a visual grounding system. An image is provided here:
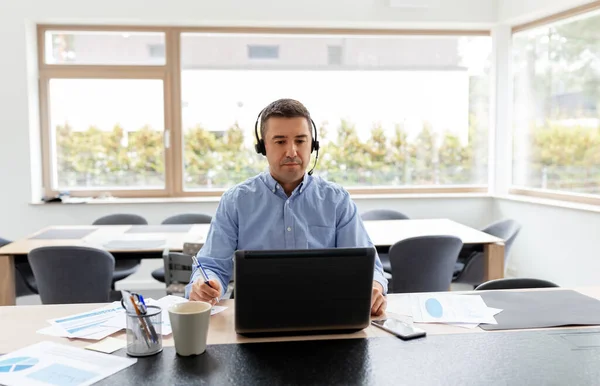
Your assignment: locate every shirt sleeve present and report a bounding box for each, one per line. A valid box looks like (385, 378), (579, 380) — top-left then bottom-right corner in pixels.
(334, 191), (389, 295)
(185, 190), (238, 299)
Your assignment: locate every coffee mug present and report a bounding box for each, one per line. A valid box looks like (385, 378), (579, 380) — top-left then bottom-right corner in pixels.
(168, 301), (212, 356)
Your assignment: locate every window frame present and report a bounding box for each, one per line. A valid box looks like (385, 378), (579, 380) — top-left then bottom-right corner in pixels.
(509, 1), (600, 206)
(38, 25), (491, 198)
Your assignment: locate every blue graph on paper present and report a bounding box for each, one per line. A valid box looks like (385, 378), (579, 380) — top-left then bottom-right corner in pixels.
(0, 356), (39, 373)
(425, 298), (444, 318)
(27, 363), (98, 386)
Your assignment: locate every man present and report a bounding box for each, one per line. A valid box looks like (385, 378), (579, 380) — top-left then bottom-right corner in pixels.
(185, 98), (388, 316)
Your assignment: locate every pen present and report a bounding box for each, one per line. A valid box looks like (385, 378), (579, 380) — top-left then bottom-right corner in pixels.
(131, 295), (153, 346)
(137, 294), (159, 343)
(192, 255), (219, 303)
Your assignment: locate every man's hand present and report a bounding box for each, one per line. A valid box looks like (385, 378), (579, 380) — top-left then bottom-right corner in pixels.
(371, 281), (386, 316)
(190, 279), (222, 305)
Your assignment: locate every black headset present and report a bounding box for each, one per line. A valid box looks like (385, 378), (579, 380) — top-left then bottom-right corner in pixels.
(254, 108), (320, 175)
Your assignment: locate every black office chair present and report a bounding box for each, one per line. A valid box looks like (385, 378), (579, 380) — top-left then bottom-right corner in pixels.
(15, 255), (38, 297)
(93, 214), (148, 286)
(475, 278), (559, 291)
(152, 214), (212, 283)
(388, 235), (463, 293)
(453, 219), (522, 288)
(361, 209), (410, 221)
(360, 209), (409, 275)
(28, 246), (115, 304)
(161, 213), (212, 225)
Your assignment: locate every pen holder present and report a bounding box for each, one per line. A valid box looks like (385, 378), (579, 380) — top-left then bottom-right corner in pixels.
(125, 305), (163, 357)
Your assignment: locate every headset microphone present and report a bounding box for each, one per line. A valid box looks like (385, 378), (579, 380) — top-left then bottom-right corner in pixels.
(308, 148), (319, 176)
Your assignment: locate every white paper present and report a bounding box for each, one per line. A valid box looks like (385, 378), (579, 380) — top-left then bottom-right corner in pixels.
(0, 341), (135, 386)
(386, 295), (412, 317)
(46, 302), (126, 340)
(210, 305), (228, 316)
(85, 338), (126, 354)
(410, 294), (502, 324)
(101, 296), (228, 335)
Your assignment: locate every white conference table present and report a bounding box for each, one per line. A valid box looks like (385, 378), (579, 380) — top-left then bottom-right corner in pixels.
(0, 219), (504, 306)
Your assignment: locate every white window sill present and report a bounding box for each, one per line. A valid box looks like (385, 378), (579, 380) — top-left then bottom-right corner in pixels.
(494, 194), (600, 214)
(30, 192), (493, 205)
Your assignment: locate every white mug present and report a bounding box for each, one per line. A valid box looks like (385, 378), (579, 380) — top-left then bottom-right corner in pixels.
(168, 301), (211, 356)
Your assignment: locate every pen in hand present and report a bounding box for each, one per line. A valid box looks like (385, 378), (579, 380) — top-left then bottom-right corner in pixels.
(192, 255), (219, 304)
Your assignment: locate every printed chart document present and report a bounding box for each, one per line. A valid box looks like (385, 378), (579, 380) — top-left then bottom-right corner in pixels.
(0, 341), (136, 386)
(410, 294), (501, 325)
(43, 302), (125, 340)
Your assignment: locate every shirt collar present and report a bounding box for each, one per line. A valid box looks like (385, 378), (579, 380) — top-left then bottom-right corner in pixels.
(261, 172), (311, 195)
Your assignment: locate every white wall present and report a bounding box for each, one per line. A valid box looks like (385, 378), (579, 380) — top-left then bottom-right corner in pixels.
(16, 0), (498, 28)
(495, 199), (600, 287)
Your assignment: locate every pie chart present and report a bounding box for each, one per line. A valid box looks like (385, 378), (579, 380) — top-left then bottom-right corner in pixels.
(425, 298), (444, 318)
(0, 356), (39, 372)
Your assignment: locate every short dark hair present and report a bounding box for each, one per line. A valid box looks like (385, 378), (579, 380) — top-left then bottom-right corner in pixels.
(260, 98), (312, 140)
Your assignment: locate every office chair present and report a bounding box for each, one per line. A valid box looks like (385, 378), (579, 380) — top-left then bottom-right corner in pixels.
(388, 235), (463, 293)
(453, 219), (522, 288)
(360, 209), (409, 275)
(161, 242), (204, 295)
(93, 213), (149, 286)
(28, 246), (114, 304)
(161, 213), (212, 225)
(151, 214), (212, 283)
(475, 278), (559, 291)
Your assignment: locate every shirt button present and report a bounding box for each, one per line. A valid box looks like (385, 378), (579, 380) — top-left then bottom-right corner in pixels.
(286, 201), (290, 205)
(287, 227), (291, 232)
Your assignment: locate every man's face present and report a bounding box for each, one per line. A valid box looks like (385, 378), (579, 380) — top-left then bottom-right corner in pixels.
(263, 116), (312, 185)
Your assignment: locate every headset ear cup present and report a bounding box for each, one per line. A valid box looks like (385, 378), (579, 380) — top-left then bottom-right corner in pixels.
(312, 140), (320, 153)
(255, 140), (266, 156)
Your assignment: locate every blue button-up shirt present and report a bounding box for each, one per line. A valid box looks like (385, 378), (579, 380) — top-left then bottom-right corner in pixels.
(185, 172), (388, 298)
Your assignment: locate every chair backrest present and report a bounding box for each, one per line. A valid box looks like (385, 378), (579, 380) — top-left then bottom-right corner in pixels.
(361, 209), (409, 221)
(161, 213), (212, 225)
(182, 242), (204, 256)
(475, 278), (559, 291)
(93, 213), (148, 225)
(28, 246), (115, 304)
(482, 219), (522, 259)
(163, 250), (194, 285)
(388, 235), (463, 293)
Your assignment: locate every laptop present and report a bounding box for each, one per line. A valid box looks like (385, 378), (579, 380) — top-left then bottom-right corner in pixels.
(234, 247), (375, 336)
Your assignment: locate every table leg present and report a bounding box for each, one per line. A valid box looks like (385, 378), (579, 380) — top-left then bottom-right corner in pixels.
(0, 254), (16, 306)
(483, 242), (505, 281)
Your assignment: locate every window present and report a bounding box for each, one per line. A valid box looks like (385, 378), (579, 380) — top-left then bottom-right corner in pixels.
(148, 44), (166, 59)
(512, 10), (600, 201)
(247, 45), (280, 59)
(44, 31), (166, 65)
(181, 32), (491, 191)
(39, 28), (170, 197)
(39, 26), (491, 197)
(49, 79), (165, 191)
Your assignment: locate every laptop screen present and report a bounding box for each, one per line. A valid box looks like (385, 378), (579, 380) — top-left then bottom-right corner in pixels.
(234, 247), (376, 335)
